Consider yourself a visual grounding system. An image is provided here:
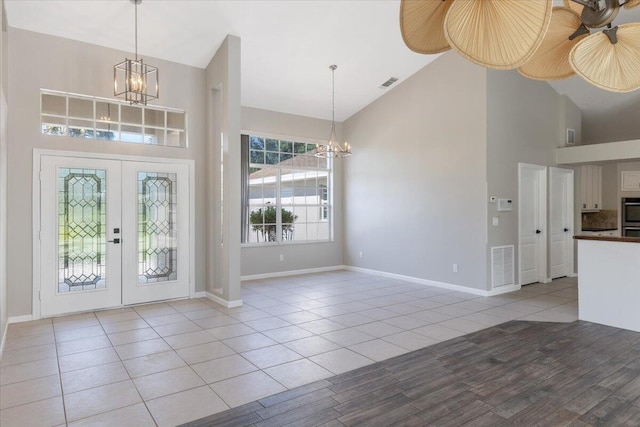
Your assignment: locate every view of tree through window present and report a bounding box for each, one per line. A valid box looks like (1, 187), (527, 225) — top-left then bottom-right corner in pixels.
(245, 135), (331, 243)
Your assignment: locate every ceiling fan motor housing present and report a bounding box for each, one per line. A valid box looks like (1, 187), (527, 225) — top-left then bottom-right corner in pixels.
(581, 0), (620, 28)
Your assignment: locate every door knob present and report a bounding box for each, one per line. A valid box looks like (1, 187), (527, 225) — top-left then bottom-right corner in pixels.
(564, 228), (569, 232)
(536, 229), (542, 234)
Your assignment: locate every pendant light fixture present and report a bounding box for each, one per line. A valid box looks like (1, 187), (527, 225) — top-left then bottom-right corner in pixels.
(316, 65), (351, 158)
(114, 0), (159, 105)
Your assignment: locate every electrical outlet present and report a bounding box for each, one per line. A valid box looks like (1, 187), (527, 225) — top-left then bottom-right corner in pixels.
(359, 251), (363, 258)
(279, 254), (284, 262)
(452, 264), (458, 273)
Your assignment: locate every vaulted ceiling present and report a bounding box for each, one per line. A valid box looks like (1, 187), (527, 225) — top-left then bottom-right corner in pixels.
(5, 0), (640, 139)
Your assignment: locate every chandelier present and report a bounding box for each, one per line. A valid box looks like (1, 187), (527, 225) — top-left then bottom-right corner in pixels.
(114, 0), (159, 105)
(316, 65), (351, 158)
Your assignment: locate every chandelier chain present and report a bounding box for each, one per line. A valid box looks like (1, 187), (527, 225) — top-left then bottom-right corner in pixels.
(134, 1), (138, 60)
(331, 65), (335, 126)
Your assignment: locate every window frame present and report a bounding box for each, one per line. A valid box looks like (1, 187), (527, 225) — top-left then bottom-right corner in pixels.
(242, 132), (334, 246)
(40, 89), (188, 148)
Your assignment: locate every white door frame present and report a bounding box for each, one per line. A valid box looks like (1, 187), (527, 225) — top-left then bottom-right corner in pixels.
(549, 167), (575, 279)
(518, 163), (548, 286)
(33, 149), (196, 320)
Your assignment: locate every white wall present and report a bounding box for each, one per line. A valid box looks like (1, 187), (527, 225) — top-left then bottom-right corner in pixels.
(343, 52), (489, 291)
(486, 70), (565, 283)
(7, 28), (207, 317)
(240, 107), (344, 277)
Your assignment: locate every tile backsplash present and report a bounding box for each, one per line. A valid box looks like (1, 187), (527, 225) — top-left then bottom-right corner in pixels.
(582, 210), (618, 229)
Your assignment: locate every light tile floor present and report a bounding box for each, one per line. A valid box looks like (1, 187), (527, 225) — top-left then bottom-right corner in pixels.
(0, 271), (578, 426)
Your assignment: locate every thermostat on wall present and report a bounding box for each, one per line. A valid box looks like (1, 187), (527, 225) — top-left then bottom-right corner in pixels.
(498, 199), (513, 212)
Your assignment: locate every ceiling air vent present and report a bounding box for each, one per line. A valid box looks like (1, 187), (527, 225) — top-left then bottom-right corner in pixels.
(379, 77), (398, 89)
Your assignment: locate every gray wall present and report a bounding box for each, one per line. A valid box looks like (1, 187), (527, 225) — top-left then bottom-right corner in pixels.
(601, 162), (618, 210)
(486, 70), (565, 283)
(205, 35), (242, 302)
(558, 95), (582, 147)
(0, 0), (7, 340)
(7, 28), (207, 317)
(240, 107), (344, 277)
(582, 98), (640, 145)
(343, 52), (489, 291)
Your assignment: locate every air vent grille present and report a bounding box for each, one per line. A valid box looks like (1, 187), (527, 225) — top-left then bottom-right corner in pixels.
(491, 245), (514, 289)
(380, 77), (399, 89)
(566, 128), (576, 145)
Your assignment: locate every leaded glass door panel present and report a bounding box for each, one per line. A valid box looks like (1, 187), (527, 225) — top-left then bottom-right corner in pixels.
(40, 156), (122, 316)
(121, 161), (190, 305)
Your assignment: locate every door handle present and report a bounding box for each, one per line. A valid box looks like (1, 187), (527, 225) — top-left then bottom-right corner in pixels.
(108, 238), (120, 244)
(536, 229), (542, 234)
(564, 228), (569, 232)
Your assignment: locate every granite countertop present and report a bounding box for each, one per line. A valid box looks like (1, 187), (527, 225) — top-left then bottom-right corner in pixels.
(581, 227), (618, 232)
(574, 235), (640, 243)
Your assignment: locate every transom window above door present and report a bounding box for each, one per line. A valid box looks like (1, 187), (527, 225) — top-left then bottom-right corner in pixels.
(40, 90), (187, 147)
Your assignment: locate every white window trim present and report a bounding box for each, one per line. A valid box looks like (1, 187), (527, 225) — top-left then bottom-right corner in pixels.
(243, 133), (333, 245)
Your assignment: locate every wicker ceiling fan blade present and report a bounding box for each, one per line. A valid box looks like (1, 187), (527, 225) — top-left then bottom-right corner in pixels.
(569, 23), (640, 92)
(400, 0), (454, 54)
(624, 0), (640, 9)
(444, 0), (554, 69)
(518, 7), (588, 81)
(564, 0), (584, 16)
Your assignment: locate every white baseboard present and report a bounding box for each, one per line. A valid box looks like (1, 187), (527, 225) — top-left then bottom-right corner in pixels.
(0, 320), (7, 360)
(192, 291), (206, 298)
(8, 314), (33, 324)
(486, 284), (521, 296)
(205, 292), (243, 308)
(344, 266), (518, 297)
(569, 272), (578, 278)
(241, 265), (345, 281)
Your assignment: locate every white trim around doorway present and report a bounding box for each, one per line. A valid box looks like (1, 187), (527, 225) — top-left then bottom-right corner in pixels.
(32, 149), (196, 320)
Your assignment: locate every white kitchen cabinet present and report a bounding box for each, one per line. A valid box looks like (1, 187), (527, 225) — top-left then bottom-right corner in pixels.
(581, 165), (602, 212)
(621, 171), (640, 192)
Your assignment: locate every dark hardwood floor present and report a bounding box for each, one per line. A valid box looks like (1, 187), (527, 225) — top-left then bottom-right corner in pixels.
(182, 320), (640, 426)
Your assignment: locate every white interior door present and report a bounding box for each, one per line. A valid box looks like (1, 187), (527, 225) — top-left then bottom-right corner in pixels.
(121, 161), (190, 305)
(40, 155), (191, 316)
(519, 163), (547, 286)
(40, 156), (122, 316)
(550, 167), (574, 279)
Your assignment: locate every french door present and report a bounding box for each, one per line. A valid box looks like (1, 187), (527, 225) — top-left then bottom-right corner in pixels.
(40, 155), (190, 317)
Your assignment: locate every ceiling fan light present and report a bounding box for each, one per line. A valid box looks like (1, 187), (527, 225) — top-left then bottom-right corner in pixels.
(399, 0), (453, 54)
(569, 23), (640, 92)
(444, 0), (554, 70)
(518, 7), (588, 81)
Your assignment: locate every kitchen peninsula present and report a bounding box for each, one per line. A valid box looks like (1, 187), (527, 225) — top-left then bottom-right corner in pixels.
(575, 235), (640, 332)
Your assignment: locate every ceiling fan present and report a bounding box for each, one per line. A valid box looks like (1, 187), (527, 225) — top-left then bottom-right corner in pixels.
(400, 0), (640, 92)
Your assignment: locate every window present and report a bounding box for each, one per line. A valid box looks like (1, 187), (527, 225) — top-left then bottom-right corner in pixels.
(40, 90), (187, 147)
(242, 134), (331, 244)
